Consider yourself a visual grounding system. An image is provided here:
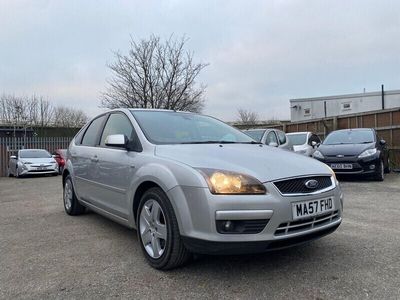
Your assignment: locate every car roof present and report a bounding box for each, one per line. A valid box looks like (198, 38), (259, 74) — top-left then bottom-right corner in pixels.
(286, 132), (311, 135)
(333, 128), (374, 132)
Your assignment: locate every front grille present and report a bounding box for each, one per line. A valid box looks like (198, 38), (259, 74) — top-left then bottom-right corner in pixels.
(216, 219), (269, 234)
(274, 210), (339, 236)
(273, 176), (332, 195)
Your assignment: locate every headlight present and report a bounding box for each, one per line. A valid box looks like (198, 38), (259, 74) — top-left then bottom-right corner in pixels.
(197, 168), (267, 195)
(327, 166), (339, 186)
(358, 148), (377, 158)
(23, 162), (32, 165)
(313, 150), (324, 159)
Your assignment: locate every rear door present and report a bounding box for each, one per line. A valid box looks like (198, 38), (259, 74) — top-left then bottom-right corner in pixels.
(71, 114), (108, 201)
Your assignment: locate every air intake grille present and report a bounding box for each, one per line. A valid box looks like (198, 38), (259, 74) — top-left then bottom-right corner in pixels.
(275, 210), (339, 236)
(273, 176), (332, 195)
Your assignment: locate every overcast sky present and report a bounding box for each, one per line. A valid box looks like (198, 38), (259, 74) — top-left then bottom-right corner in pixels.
(1, 0), (399, 121)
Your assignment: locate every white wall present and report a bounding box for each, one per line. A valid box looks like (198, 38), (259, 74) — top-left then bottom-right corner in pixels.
(290, 90), (400, 122)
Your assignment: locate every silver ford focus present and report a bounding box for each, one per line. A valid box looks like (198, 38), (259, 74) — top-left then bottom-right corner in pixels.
(63, 109), (343, 269)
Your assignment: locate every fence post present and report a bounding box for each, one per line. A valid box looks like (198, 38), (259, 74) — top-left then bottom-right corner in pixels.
(332, 117), (338, 131)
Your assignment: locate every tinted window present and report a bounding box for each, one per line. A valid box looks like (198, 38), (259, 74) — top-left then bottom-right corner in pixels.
(288, 133), (308, 145)
(244, 130), (265, 142)
(276, 130), (287, 145)
(265, 131), (278, 145)
(81, 115), (107, 146)
(100, 113), (134, 146)
(20, 150), (51, 158)
(131, 111), (255, 145)
(323, 130), (375, 145)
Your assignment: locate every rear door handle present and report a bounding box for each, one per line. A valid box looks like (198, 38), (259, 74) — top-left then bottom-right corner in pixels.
(91, 156), (99, 163)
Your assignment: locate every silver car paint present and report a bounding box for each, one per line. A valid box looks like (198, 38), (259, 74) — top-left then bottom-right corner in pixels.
(65, 108), (342, 244)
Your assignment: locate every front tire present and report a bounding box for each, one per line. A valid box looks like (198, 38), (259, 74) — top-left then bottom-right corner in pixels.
(137, 187), (191, 270)
(384, 158), (391, 174)
(63, 175), (85, 215)
(374, 160), (385, 181)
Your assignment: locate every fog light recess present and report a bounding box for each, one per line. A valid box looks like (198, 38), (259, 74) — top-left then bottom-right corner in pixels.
(216, 219), (269, 234)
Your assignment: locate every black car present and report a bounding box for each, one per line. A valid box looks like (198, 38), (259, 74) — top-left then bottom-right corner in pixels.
(312, 128), (390, 181)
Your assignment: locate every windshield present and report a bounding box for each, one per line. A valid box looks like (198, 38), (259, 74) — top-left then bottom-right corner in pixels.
(323, 130), (375, 145)
(244, 130), (265, 142)
(288, 133), (308, 145)
(131, 110), (257, 145)
(19, 150), (52, 158)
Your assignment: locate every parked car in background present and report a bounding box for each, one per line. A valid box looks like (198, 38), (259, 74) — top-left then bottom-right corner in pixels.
(63, 109), (342, 270)
(243, 128), (293, 151)
(313, 128), (390, 181)
(8, 149), (58, 178)
(287, 132), (321, 156)
(52, 149), (67, 174)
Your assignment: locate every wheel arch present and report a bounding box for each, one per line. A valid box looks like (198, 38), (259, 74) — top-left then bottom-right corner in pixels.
(132, 181), (162, 225)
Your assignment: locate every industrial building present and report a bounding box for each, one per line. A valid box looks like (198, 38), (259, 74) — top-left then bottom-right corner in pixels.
(290, 88), (400, 122)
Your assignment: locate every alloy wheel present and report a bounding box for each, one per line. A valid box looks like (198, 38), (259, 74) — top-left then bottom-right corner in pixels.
(64, 180), (73, 211)
(139, 199), (167, 259)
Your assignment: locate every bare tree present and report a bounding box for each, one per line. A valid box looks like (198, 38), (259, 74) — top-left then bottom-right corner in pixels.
(53, 106), (88, 128)
(101, 35), (208, 112)
(236, 108), (259, 125)
(0, 94), (87, 128)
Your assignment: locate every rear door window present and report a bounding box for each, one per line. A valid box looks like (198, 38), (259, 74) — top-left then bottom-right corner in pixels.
(81, 115), (107, 147)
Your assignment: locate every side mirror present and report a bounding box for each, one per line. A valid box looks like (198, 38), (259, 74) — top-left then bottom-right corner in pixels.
(268, 142), (279, 147)
(380, 139), (386, 145)
(105, 134), (128, 148)
(311, 141), (317, 147)
(10, 155), (17, 159)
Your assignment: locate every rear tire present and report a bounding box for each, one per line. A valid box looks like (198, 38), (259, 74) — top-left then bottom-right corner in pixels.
(63, 175), (85, 215)
(137, 187), (191, 270)
(374, 160), (384, 181)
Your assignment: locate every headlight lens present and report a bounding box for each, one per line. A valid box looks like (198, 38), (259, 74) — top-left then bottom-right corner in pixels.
(358, 148), (377, 158)
(197, 168), (267, 195)
(327, 166), (339, 186)
(313, 150), (324, 159)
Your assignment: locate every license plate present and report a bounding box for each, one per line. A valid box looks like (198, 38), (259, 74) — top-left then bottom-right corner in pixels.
(292, 198), (334, 220)
(331, 163), (353, 169)
(37, 167), (46, 171)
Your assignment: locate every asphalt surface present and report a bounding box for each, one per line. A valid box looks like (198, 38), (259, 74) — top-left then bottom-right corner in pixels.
(0, 174), (399, 299)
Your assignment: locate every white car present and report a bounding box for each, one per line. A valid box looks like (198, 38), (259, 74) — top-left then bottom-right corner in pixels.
(243, 128), (293, 151)
(287, 132), (321, 157)
(8, 149), (59, 177)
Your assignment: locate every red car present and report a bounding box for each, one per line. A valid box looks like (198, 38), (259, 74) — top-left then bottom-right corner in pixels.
(52, 149), (67, 174)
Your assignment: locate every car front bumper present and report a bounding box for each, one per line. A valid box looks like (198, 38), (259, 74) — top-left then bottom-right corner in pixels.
(167, 179), (343, 254)
(315, 154), (380, 175)
(19, 164), (59, 176)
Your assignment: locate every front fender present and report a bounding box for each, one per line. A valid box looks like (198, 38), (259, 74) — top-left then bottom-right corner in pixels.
(126, 161), (206, 229)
